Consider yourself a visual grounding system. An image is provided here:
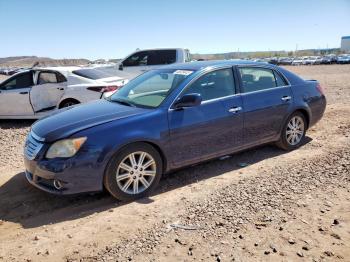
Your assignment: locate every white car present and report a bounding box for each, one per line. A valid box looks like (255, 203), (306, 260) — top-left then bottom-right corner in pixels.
(0, 67), (127, 119)
(291, 57), (304, 66)
(116, 48), (191, 77)
(303, 56), (321, 65)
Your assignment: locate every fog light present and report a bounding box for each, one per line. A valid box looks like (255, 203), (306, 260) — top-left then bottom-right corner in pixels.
(53, 180), (63, 190)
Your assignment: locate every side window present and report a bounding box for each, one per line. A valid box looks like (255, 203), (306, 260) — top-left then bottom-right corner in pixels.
(182, 68), (235, 101)
(274, 71), (287, 87)
(123, 51), (149, 67)
(147, 50), (177, 65)
(56, 72), (67, 83)
(239, 67), (277, 93)
(2, 72), (33, 90)
(38, 72), (57, 84)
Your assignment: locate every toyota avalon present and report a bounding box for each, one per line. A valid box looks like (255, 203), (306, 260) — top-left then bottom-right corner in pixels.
(24, 60), (326, 200)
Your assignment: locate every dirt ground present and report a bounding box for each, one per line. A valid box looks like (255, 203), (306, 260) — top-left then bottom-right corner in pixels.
(0, 65), (349, 262)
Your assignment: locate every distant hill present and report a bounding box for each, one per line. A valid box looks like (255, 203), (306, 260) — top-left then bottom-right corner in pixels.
(0, 56), (90, 67)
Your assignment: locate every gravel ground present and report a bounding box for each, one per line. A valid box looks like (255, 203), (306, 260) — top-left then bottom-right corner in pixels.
(0, 65), (349, 261)
(0, 121), (31, 171)
(85, 146), (350, 261)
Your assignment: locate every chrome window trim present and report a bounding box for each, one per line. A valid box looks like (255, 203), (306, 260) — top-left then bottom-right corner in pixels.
(168, 64), (292, 110)
(273, 68), (291, 86)
(237, 65), (291, 95)
(168, 65), (236, 110)
(238, 85), (290, 96)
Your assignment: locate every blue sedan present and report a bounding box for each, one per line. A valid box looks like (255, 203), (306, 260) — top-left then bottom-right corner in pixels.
(24, 60), (326, 200)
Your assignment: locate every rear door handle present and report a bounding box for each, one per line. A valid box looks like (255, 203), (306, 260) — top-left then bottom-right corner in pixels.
(228, 106), (242, 113)
(57, 87), (64, 90)
(281, 96), (291, 101)
(19, 91), (28, 94)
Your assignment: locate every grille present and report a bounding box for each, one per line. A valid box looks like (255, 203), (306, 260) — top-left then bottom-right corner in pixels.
(24, 132), (44, 160)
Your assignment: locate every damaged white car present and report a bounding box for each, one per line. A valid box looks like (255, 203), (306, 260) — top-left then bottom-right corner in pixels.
(0, 67), (127, 119)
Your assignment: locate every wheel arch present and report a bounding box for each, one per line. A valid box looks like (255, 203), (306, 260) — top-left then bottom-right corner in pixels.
(293, 108), (310, 129)
(58, 98), (80, 108)
(106, 140), (168, 175)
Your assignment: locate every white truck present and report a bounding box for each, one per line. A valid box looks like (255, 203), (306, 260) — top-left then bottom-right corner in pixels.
(116, 48), (191, 77)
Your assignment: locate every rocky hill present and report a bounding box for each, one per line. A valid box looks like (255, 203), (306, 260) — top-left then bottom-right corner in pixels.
(0, 56), (90, 67)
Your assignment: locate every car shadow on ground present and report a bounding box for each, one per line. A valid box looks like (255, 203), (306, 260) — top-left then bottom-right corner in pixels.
(0, 119), (35, 128)
(0, 137), (312, 229)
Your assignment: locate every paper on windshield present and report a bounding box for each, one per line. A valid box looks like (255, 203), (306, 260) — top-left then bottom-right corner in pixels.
(174, 70), (193, 76)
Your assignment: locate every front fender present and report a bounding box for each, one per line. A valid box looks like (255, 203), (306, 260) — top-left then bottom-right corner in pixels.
(72, 109), (171, 183)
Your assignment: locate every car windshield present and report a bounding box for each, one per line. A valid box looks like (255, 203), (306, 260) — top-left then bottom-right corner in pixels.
(110, 69), (194, 108)
(72, 69), (113, 80)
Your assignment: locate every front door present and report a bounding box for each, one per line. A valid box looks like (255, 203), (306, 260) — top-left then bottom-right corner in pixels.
(0, 72), (34, 116)
(168, 68), (244, 167)
(120, 50), (150, 75)
(120, 50), (177, 76)
(237, 66), (293, 145)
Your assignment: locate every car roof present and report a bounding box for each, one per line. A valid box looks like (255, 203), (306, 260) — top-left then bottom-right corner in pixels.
(161, 60), (276, 71)
(37, 66), (82, 73)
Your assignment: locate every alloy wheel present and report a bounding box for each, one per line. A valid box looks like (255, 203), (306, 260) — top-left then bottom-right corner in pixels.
(286, 116), (305, 146)
(116, 151), (157, 195)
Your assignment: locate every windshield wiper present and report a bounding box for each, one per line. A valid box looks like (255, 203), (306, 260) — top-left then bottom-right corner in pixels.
(110, 98), (135, 107)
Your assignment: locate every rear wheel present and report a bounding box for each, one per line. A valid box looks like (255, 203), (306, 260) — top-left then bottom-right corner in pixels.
(59, 99), (79, 108)
(276, 112), (306, 150)
(104, 143), (163, 201)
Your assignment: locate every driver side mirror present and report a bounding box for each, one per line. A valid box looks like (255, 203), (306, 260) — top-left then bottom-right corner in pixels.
(119, 63), (124, 71)
(173, 93), (202, 109)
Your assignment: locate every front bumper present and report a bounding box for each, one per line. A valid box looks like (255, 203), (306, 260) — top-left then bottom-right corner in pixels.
(24, 151), (105, 195)
(25, 171), (64, 195)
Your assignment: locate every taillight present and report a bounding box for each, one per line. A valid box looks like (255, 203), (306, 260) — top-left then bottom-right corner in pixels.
(87, 85), (122, 93)
(316, 83), (325, 95)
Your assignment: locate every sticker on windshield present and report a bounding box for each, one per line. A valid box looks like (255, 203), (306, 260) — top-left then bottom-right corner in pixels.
(174, 70), (193, 76)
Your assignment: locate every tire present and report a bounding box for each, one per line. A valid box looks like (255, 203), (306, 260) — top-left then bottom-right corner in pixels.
(104, 143), (163, 201)
(59, 100), (79, 108)
(276, 112), (306, 151)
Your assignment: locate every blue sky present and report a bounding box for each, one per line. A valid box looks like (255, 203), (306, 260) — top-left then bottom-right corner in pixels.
(0, 0), (349, 59)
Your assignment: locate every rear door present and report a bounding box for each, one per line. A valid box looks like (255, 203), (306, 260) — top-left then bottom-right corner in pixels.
(237, 66), (292, 145)
(0, 72), (34, 116)
(30, 71), (66, 112)
(168, 68), (244, 167)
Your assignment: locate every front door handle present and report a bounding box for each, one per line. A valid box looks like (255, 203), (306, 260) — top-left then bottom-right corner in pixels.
(228, 106), (242, 113)
(19, 91), (28, 95)
(57, 87), (64, 90)
(281, 96), (292, 101)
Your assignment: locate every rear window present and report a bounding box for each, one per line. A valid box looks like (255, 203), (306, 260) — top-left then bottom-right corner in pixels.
(38, 72), (57, 84)
(148, 50), (177, 65)
(72, 69), (112, 80)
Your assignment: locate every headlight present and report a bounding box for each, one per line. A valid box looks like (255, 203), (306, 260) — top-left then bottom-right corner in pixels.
(46, 137), (87, 159)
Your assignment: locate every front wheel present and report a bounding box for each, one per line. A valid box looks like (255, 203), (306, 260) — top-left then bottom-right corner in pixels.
(276, 112), (306, 151)
(104, 143), (163, 201)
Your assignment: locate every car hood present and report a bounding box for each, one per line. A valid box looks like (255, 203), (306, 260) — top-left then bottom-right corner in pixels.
(31, 100), (148, 142)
